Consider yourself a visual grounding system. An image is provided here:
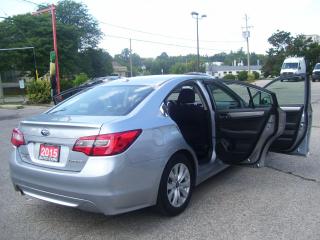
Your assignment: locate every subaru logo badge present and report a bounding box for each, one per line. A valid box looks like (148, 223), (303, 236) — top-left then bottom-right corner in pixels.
(41, 129), (50, 136)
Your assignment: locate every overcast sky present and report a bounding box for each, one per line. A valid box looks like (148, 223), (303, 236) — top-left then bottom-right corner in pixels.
(1, 0), (319, 58)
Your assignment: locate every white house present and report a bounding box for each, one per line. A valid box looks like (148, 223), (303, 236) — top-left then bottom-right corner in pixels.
(206, 64), (262, 79)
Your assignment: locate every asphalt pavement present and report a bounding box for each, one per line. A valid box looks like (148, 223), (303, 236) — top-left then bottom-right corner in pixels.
(0, 81), (320, 240)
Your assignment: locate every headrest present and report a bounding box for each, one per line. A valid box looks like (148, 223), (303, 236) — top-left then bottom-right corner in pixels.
(178, 88), (195, 104)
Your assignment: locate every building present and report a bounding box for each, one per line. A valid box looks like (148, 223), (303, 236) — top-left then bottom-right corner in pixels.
(206, 65), (262, 79)
(112, 62), (128, 77)
(305, 34), (320, 43)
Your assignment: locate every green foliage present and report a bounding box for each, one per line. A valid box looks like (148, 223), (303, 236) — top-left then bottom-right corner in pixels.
(247, 72), (255, 81)
(170, 63), (187, 74)
(263, 30), (320, 76)
(252, 71), (260, 80)
(27, 79), (51, 104)
(73, 73), (89, 86)
(0, 0), (106, 79)
(55, 0), (102, 49)
(207, 49), (265, 67)
(223, 74), (236, 80)
(60, 79), (74, 91)
(79, 48), (113, 78)
(237, 71), (248, 81)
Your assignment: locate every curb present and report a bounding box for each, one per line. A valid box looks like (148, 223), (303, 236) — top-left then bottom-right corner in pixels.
(0, 104), (24, 110)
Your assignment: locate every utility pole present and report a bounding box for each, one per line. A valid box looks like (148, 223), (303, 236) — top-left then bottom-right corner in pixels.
(33, 5), (60, 94)
(129, 38), (133, 77)
(242, 14), (252, 74)
(0, 73), (3, 104)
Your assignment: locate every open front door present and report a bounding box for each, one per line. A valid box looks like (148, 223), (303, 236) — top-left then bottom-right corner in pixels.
(264, 74), (312, 156)
(204, 80), (283, 167)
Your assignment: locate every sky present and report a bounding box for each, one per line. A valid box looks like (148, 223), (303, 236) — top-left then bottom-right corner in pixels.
(0, 0), (319, 58)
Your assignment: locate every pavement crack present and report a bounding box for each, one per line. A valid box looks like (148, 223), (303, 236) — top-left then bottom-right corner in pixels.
(266, 165), (318, 183)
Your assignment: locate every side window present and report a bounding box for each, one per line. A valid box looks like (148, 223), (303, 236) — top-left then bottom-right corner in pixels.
(206, 84), (241, 110)
(165, 84), (207, 109)
(251, 89), (273, 107)
(265, 77), (304, 105)
(227, 83), (273, 108)
(227, 84), (251, 106)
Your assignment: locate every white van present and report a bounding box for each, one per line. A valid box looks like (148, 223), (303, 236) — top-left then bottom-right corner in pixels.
(280, 57), (306, 75)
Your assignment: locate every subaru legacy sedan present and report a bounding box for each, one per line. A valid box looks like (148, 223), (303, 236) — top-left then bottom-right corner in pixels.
(9, 74), (312, 216)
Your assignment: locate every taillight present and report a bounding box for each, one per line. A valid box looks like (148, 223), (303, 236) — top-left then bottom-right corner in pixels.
(73, 129), (142, 156)
(11, 128), (25, 147)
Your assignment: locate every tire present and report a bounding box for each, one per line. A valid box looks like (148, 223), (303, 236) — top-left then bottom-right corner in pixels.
(156, 153), (194, 216)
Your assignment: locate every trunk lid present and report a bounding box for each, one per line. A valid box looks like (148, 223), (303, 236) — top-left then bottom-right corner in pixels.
(18, 114), (118, 172)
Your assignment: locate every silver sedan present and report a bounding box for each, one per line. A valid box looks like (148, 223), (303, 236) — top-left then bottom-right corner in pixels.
(9, 74), (312, 216)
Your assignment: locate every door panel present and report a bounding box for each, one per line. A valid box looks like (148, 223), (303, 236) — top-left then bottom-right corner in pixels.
(205, 81), (280, 166)
(264, 74), (312, 156)
(215, 108), (272, 164)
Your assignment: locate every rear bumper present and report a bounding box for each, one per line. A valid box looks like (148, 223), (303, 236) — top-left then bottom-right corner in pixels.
(312, 74), (320, 80)
(9, 150), (163, 215)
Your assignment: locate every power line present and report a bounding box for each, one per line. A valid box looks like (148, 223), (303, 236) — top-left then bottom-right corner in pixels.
(11, 1), (244, 45)
(16, 0), (41, 6)
(100, 21), (244, 44)
(105, 34), (234, 52)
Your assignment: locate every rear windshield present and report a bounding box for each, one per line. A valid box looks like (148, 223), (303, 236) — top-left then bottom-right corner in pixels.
(48, 85), (154, 116)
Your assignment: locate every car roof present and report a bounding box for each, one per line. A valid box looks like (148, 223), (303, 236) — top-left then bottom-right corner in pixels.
(104, 74), (212, 87)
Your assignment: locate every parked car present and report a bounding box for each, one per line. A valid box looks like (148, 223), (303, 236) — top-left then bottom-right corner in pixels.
(53, 75), (121, 104)
(9, 74), (312, 216)
(312, 63), (320, 82)
(280, 57), (306, 76)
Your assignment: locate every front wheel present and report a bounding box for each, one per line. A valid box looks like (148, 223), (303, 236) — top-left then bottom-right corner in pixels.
(156, 153), (194, 216)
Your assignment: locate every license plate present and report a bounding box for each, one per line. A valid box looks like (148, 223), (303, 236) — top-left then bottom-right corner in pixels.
(39, 144), (60, 162)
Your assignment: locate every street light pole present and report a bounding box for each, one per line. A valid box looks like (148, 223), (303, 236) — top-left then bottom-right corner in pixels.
(196, 17), (199, 72)
(191, 12), (206, 72)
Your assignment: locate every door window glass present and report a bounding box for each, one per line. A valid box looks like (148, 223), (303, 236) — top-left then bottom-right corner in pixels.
(206, 84), (240, 110)
(251, 88), (273, 107)
(227, 84), (251, 106)
(265, 77), (305, 105)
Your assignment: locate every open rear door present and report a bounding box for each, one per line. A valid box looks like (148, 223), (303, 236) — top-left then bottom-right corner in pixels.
(264, 74), (312, 156)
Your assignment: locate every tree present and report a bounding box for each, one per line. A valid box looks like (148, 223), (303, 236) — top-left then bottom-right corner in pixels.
(170, 62), (186, 74)
(79, 48), (113, 78)
(0, 0), (110, 81)
(0, 14), (79, 77)
(54, 0), (102, 49)
(263, 30), (320, 76)
(268, 30), (293, 54)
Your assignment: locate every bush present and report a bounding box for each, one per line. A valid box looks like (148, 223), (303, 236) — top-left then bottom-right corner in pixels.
(247, 72), (255, 81)
(60, 79), (74, 91)
(27, 79), (51, 104)
(253, 71), (260, 80)
(237, 71), (248, 81)
(73, 73), (89, 87)
(223, 74), (236, 80)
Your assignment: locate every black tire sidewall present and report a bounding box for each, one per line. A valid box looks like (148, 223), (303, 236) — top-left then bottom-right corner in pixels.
(157, 153), (194, 216)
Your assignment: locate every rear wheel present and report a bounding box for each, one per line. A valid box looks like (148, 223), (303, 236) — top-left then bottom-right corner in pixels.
(156, 153), (194, 216)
